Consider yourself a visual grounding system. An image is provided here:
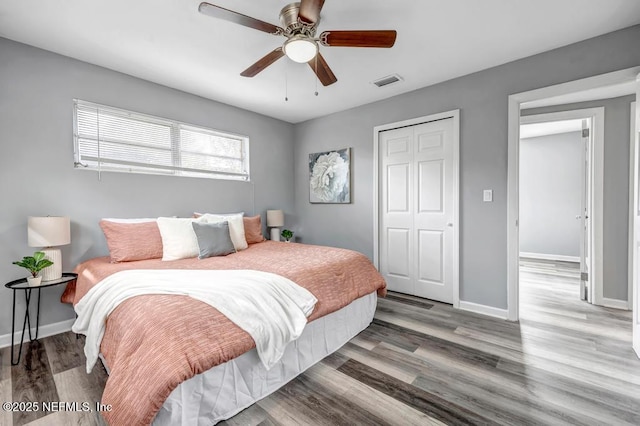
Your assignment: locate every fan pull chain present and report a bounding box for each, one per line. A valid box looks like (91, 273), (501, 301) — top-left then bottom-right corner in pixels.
(284, 61), (289, 102)
(314, 55), (319, 96)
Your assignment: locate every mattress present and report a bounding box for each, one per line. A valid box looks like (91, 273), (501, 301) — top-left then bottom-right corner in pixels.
(152, 292), (377, 425)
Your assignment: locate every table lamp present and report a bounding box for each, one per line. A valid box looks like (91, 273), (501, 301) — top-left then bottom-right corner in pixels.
(266, 210), (284, 242)
(28, 216), (71, 281)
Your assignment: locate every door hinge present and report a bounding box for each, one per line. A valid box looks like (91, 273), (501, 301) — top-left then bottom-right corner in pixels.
(581, 272), (589, 281)
(582, 128), (590, 138)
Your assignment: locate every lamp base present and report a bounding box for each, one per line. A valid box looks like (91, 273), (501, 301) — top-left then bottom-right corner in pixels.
(270, 228), (281, 242)
(40, 247), (62, 281)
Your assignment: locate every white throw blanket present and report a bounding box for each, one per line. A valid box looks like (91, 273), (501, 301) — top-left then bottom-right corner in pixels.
(72, 269), (318, 373)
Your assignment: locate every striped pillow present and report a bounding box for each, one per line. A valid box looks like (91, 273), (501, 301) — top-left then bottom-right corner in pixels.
(100, 220), (164, 262)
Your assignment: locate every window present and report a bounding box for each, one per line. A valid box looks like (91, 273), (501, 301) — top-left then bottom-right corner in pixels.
(73, 100), (250, 181)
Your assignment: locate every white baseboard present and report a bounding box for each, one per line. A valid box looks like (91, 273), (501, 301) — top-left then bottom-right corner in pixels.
(519, 252), (580, 263)
(459, 301), (509, 320)
(0, 318), (75, 349)
(602, 297), (630, 310)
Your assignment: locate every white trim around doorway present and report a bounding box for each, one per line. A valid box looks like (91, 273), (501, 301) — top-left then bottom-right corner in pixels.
(630, 101), (637, 312)
(603, 298), (631, 310)
(519, 252), (580, 263)
(507, 66), (640, 321)
(373, 110), (460, 309)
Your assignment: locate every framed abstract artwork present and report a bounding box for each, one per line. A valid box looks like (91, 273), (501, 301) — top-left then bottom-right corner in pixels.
(309, 148), (351, 203)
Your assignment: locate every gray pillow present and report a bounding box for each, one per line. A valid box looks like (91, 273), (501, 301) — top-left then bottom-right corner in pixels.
(192, 221), (236, 259)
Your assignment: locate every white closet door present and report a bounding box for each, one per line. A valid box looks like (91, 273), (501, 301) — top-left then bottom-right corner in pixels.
(413, 119), (454, 302)
(379, 118), (455, 303)
(379, 126), (414, 295)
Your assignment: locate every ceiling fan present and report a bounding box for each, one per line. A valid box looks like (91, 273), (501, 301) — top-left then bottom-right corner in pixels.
(198, 0), (397, 86)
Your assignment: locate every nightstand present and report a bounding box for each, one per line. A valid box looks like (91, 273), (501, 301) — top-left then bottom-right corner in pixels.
(5, 273), (77, 366)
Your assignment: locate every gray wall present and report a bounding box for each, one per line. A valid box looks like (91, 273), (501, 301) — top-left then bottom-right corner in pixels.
(293, 25), (640, 309)
(523, 95), (636, 301)
(519, 131), (582, 258)
(2, 25), (638, 336)
(0, 38), (295, 336)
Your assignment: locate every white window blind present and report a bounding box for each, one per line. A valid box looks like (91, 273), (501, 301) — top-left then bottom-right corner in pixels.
(73, 100), (250, 181)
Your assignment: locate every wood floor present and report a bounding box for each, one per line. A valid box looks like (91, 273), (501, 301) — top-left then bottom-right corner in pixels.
(2, 259), (639, 425)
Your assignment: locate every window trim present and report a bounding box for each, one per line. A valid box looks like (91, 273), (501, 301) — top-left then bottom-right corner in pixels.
(73, 99), (251, 181)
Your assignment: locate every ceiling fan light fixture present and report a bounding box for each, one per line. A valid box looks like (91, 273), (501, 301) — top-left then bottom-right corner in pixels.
(283, 36), (318, 63)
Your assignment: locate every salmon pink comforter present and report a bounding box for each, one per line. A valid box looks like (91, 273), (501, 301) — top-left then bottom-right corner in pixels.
(62, 241), (386, 425)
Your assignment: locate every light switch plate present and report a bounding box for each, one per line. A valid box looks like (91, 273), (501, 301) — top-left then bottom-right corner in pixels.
(483, 189), (493, 202)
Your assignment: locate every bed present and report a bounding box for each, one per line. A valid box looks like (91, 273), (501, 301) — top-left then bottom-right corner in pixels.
(62, 238), (386, 425)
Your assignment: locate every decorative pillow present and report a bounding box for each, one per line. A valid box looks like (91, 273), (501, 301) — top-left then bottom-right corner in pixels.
(200, 213), (248, 251)
(99, 220), (163, 263)
(156, 217), (203, 261)
(243, 215), (265, 244)
(192, 221), (236, 259)
(102, 218), (157, 223)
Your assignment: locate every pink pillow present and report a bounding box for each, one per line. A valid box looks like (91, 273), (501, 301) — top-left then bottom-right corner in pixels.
(99, 220), (164, 262)
(243, 215), (265, 244)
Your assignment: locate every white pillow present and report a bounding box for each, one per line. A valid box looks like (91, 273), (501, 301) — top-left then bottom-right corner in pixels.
(200, 213), (248, 251)
(157, 217), (203, 261)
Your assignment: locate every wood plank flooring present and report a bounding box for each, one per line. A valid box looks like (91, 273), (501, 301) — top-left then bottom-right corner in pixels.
(0, 333), (108, 426)
(2, 259), (639, 425)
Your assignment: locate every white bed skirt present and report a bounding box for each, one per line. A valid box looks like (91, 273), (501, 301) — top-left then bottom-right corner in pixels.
(149, 292), (377, 425)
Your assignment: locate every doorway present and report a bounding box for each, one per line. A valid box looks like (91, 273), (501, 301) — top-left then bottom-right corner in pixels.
(507, 66), (640, 323)
(518, 109), (602, 309)
(373, 110), (460, 306)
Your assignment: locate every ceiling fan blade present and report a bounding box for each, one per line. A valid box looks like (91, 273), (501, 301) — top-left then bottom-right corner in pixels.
(298, 0), (325, 24)
(199, 2), (284, 35)
(319, 30), (397, 48)
(240, 48), (285, 77)
(308, 53), (337, 86)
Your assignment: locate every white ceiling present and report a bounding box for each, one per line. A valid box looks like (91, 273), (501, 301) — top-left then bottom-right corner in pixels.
(1, 0), (639, 123)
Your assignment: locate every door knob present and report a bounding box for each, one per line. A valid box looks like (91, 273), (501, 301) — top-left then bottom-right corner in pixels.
(447, 223), (453, 227)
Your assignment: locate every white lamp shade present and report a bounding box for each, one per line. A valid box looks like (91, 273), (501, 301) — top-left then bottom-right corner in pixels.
(283, 37), (318, 63)
(28, 216), (71, 247)
(266, 210), (284, 227)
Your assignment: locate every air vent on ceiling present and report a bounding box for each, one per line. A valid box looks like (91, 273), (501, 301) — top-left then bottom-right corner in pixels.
(372, 74), (403, 88)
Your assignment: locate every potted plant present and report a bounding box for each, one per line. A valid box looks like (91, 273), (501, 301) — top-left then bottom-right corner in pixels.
(13, 251), (53, 286)
(281, 229), (294, 243)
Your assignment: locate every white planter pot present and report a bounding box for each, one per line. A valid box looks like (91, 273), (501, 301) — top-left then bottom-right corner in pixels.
(27, 276), (42, 286)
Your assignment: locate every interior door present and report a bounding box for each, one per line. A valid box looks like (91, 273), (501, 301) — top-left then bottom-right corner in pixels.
(413, 120), (454, 302)
(379, 126), (414, 295)
(379, 118), (454, 303)
(633, 79), (639, 356)
(579, 119), (592, 302)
